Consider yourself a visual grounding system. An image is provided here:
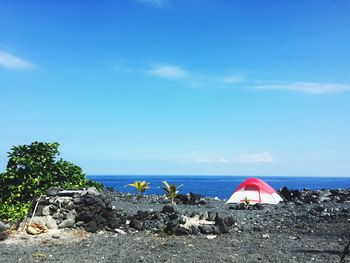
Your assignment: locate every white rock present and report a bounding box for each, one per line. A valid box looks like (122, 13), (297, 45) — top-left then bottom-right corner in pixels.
(66, 210), (77, 220)
(262, 233), (270, 239)
(46, 216), (58, 230)
(87, 187), (100, 196)
(42, 206), (51, 216)
(206, 235), (217, 240)
(114, 228), (127, 235)
(58, 218), (75, 228)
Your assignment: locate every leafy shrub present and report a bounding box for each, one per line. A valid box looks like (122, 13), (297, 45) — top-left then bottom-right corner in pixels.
(0, 142), (103, 221)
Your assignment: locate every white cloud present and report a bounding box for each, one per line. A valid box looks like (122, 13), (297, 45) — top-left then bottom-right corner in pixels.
(235, 152), (274, 163)
(218, 158), (229, 163)
(254, 82), (350, 94)
(196, 157), (229, 164)
(218, 75), (245, 84)
(138, 0), (169, 8)
(148, 64), (189, 79)
(192, 152), (229, 164)
(0, 50), (36, 70)
(146, 63), (246, 88)
(195, 157), (210, 163)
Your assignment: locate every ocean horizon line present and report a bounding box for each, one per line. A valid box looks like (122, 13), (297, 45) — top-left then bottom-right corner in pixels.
(87, 174), (350, 178)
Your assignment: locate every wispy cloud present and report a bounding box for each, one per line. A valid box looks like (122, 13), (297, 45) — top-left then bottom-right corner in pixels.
(218, 158), (229, 163)
(138, 0), (169, 8)
(146, 63), (245, 87)
(235, 152), (274, 163)
(195, 157), (229, 164)
(148, 64), (189, 79)
(0, 50), (36, 70)
(218, 75), (245, 84)
(254, 82), (350, 94)
(192, 152), (229, 164)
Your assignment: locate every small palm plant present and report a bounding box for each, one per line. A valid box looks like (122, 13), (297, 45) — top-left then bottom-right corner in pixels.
(161, 181), (183, 206)
(127, 181), (150, 195)
(243, 197), (251, 207)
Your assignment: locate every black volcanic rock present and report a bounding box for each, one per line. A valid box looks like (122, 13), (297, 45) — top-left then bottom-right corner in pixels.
(162, 205), (176, 214)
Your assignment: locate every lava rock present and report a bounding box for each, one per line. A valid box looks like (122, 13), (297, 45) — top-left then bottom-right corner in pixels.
(207, 211), (217, 221)
(199, 225), (215, 234)
(129, 219), (144, 231)
(166, 219), (179, 233)
(215, 214), (230, 234)
(174, 226), (190, 235)
(176, 192), (206, 205)
(83, 196), (98, 205)
(162, 205), (176, 214)
(86, 221), (98, 233)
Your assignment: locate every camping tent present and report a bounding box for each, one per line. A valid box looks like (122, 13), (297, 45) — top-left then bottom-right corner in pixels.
(226, 178), (283, 204)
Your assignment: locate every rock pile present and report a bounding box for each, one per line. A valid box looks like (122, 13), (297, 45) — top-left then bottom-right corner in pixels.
(29, 187), (116, 233)
(175, 193), (207, 205)
(279, 187), (350, 204)
(127, 205), (235, 235)
(27, 188), (236, 236)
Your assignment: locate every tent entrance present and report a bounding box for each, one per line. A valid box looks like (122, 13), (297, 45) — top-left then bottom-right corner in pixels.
(240, 185), (261, 203)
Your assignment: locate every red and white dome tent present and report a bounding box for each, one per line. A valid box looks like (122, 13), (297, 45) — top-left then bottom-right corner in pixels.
(226, 178), (283, 205)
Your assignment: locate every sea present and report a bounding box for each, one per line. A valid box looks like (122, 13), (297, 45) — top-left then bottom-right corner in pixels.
(87, 175), (350, 200)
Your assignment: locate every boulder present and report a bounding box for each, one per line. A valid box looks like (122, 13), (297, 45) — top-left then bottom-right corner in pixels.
(176, 192), (206, 205)
(216, 216), (230, 234)
(66, 210), (77, 220)
(207, 211), (216, 221)
(199, 225), (215, 234)
(166, 219), (179, 233)
(46, 216), (58, 230)
(53, 212), (63, 220)
(42, 206), (51, 216)
(83, 196), (98, 205)
(223, 215), (235, 227)
(58, 218), (75, 228)
(86, 221), (97, 233)
(134, 210), (152, 220)
(280, 187), (292, 201)
(174, 226), (190, 235)
(162, 205), (175, 214)
(168, 213), (179, 220)
(129, 219), (144, 231)
(191, 225), (200, 235)
(87, 187), (100, 196)
(94, 214), (107, 226)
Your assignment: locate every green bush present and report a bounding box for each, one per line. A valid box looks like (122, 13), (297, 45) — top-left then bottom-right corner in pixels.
(0, 142), (103, 221)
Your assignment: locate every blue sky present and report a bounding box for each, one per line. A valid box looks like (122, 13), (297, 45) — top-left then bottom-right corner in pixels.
(1, 0), (350, 176)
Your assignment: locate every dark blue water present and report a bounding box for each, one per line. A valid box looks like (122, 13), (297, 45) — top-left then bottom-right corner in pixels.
(87, 175), (350, 200)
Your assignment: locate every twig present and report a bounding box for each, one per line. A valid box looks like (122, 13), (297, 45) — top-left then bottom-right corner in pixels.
(28, 195), (42, 227)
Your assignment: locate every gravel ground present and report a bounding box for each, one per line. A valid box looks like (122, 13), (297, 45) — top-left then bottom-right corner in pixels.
(1, 193), (349, 263)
